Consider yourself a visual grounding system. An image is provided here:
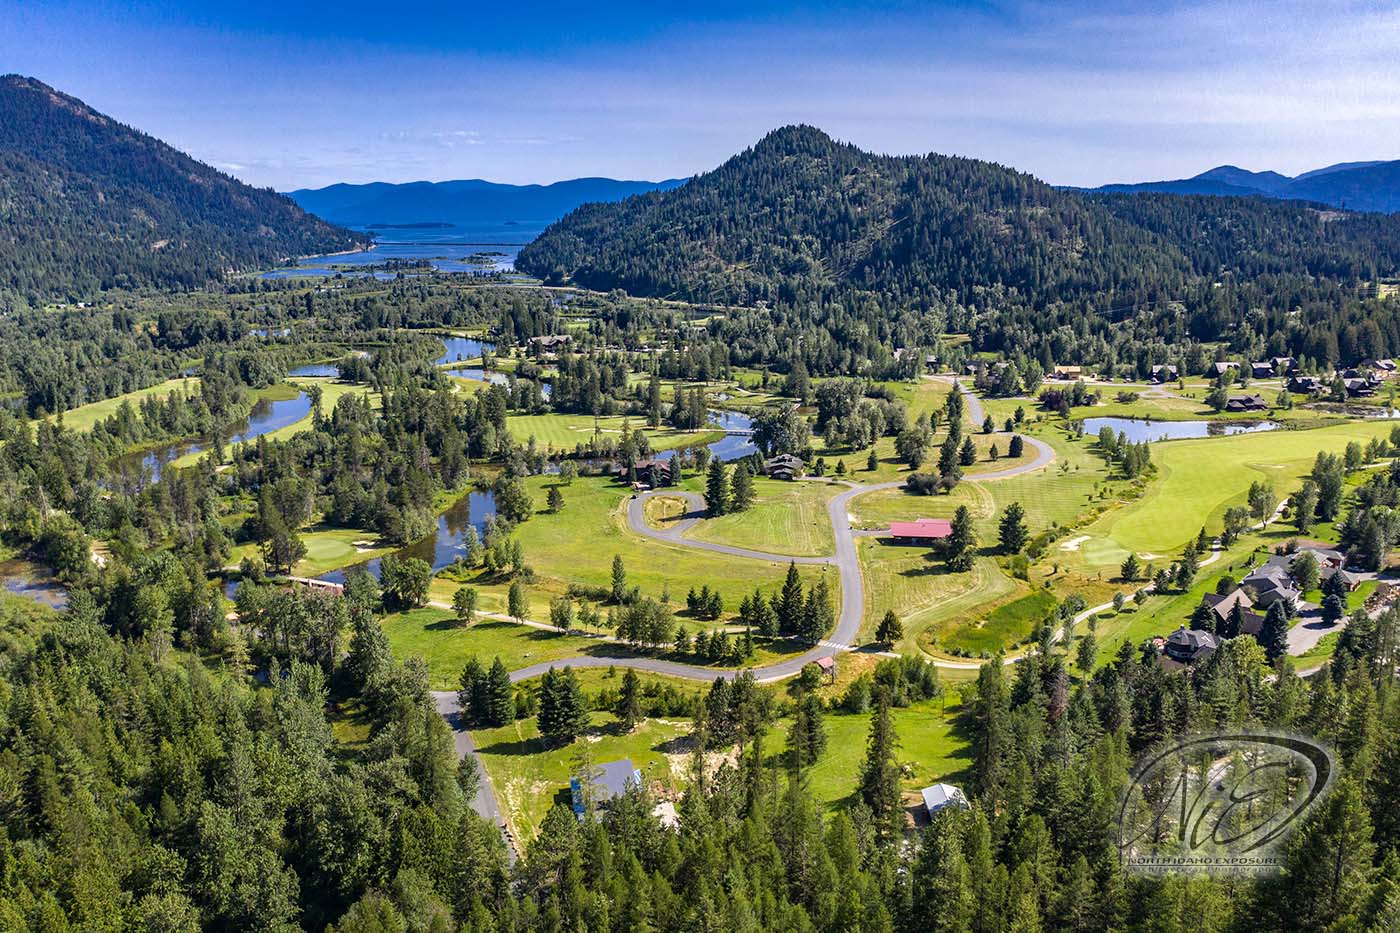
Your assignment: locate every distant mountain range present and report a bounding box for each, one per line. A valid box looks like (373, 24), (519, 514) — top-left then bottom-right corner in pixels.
(1083, 160), (1400, 213)
(286, 177), (687, 227)
(0, 75), (366, 305)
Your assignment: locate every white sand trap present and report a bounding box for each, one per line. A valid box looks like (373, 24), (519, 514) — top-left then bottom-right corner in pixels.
(1060, 535), (1090, 551)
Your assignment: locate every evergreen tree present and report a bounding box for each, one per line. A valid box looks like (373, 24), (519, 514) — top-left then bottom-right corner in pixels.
(1008, 434), (1025, 458)
(958, 435), (977, 466)
(778, 562), (805, 635)
(945, 505), (976, 572)
(705, 458), (730, 515)
(486, 656), (515, 726)
(508, 579), (527, 621)
(787, 691), (827, 769)
(858, 695), (901, 840)
(451, 586), (478, 626)
(875, 609), (903, 646)
(998, 501), (1029, 554)
(546, 485), (565, 513)
(538, 667), (588, 744)
(615, 668), (643, 731)
(1273, 778), (1376, 929)
(1260, 600), (1290, 661)
(610, 554), (627, 603)
(1120, 552), (1141, 582)
(729, 463), (755, 511)
(800, 576), (834, 644)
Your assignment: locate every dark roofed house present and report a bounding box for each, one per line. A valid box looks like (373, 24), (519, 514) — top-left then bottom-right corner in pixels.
(1344, 377), (1377, 397)
(1150, 365), (1179, 383)
(888, 519), (954, 545)
(1161, 626), (1218, 669)
(1251, 361), (1275, 379)
(1211, 361), (1239, 377)
(619, 458), (672, 487)
(1224, 394), (1267, 412)
(1203, 588), (1254, 626)
(528, 334), (572, 352)
(1288, 375), (1321, 394)
(1242, 564), (1301, 608)
(1272, 357), (1297, 375)
(572, 758), (641, 820)
(764, 454), (805, 481)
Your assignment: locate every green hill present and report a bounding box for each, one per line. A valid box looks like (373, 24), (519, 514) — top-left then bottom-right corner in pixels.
(0, 75), (367, 306)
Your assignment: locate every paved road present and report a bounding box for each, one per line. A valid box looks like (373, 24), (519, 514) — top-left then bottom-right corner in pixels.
(930, 376), (1056, 480)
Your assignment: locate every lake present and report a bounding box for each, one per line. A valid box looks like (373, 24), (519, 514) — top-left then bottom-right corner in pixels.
(319, 489), (498, 584)
(1080, 416), (1280, 443)
(435, 335), (495, 367)
(289, 362), (340, 378)
(111, 391), (311, 485)
(262, 221), (545, 280)
(706, 409), (758, 461)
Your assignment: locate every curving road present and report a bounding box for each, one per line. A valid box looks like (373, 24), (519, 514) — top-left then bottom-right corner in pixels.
(932, 376), (1057, 480)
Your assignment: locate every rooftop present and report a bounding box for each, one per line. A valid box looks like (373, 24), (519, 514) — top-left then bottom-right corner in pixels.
(889, 518), (954, 539)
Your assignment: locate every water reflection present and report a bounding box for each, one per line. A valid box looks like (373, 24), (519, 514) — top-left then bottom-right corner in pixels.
(1079, 416), (1280, 443)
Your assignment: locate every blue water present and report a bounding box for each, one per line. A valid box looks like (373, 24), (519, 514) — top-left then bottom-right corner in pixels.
(319, 490), (498, 584)
(1080, 416), (1280, 443)
(262, 221), (544, 280)
(706, 409), (758, 461)
(289, 363), (340, 378)
(435, 335), (494, 366)
(112, 392), (311, 484)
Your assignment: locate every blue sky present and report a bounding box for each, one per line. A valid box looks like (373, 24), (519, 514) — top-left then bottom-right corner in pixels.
(3, 1), (1398, 190)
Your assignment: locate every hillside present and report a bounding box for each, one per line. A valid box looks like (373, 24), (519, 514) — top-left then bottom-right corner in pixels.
(0, 75), (367, 306)
(288, 176), (686, 226)
(1086, 159), (1400, 213)
(517, 125), (1400, 309)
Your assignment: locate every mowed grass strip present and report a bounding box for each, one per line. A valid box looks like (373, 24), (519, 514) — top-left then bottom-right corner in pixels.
(687, 478), (840, 557)
(49, 376), (202, 431)
(507, 413), (722, 454)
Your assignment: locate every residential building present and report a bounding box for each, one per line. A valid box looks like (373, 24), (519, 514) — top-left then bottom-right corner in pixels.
(920, 783), (969, 818)
(764, 454), (805, 480)
(887, 518), (954, 545)
(1161, 626), (1218, 669)
(571, 759), (641, 820)
(1224, 394), (1267, 412)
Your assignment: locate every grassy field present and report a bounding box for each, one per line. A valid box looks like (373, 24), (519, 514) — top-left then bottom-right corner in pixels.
(686, 477), (841, 557)
(1075, 421), (1397, 567)
(475, 710), (693, 840)
(507, 413), (722, 454)
(939, 588), (1059, 656)
(382, 611), (618, 688)
(49, 376), (201, 430)
(454, 474), (837, 634)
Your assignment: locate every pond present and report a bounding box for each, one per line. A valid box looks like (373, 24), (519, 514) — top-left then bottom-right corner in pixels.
(0, 559), (68, 610)
(706, 409), (758, 461)
(435, 335), (496, 367)
(288, 362), (340, 378)
(110, 391), (311, 486)
(1079, 416), (1280, 443)
(318, 489), (498, 585)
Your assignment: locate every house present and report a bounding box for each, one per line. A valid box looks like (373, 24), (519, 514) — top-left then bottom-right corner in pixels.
(920, 783), (969, 818)
(1161, 626), (1218, 669)
(1251, 361), (1275, 379)
(1344, 377), (1377, 397)
(1359, 358), (1397, 373)
(1211, 361), (1239, 378)
(765, 454), (805, 481)
(618, 458), (672, 487)
(1242, 564), (1302, 608)
(1323, 567), (1364, 591)
(1202, 588), (1254, 628)
(571, 759), (641, 820)
(1150, 365), (1180, 383)
(888, 519), (954, 545)
(1288, 375), (1321, 394)
(1051, 365), (1083, 380)
(1272, 357), (1297, 375)
(1224, 394), (1267, 412)
(528, 334), (572, 352)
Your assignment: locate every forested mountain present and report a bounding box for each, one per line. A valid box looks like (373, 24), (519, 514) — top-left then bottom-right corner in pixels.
(1089, 159), (1400, 212)
(517, 125), (1400, 313)
(288, 176), (686, 226)
(0, 75), (367, 306)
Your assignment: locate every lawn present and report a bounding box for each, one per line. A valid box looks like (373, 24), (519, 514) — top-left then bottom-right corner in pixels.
(798, 692), (973, 812)
(507, 412), (722, 455)
(476, 475), (838, 628)
(939, 588), (1059, 656)
(48, 376), (202, 431)
(382, 611), (615, 688)
(475, 711), (693, 840)
(686, 477), (840, 557)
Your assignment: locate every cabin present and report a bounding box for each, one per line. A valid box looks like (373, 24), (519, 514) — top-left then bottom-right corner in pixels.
(920, 783), (969, 819)
(1051, 365), (1083, 380)
(1210, 361), (1239, 378)
(1288, 375), (1321, 394)
(1344, 377), (1377, 397)
(1161, 626), (1218, 669)
(1251, 361), (1275, 379)
(764, 454), (805, 481)
(888, 519), (954, 545)
(571, 758), (641, 820)
(1224, 394), (1267, 412)
(1150, 364), (1179, 383)
(528, 334), (572, 352)
(1271, 357), (1297, 375)
(618, 458), (672, 487)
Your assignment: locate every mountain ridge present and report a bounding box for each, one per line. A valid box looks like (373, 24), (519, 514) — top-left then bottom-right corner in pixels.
(1083, 158), (1400, 212)
(0, 74), (366, 305)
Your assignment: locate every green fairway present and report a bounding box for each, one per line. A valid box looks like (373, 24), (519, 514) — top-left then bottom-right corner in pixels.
(1078, 421), (1396, 565)
(49, 376), (201, 431)
(687, 477), (841, 557)
(507, 412), (721, 454)
(293, 526), (394, 576)
(940, 588), (1058, 655)
(475, 711), (692, 840)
